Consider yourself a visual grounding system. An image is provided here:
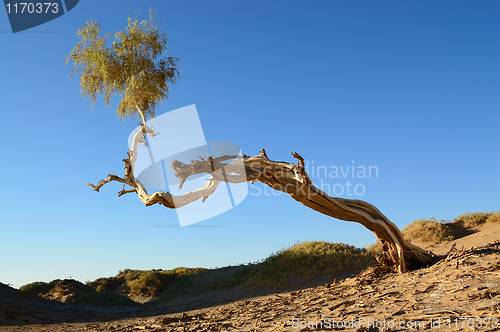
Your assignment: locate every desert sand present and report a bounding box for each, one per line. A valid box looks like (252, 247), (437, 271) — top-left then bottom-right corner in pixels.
(2, 224), (500, 331)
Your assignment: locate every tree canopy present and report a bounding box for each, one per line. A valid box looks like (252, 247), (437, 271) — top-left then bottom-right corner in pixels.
(66, 11), (179, 122)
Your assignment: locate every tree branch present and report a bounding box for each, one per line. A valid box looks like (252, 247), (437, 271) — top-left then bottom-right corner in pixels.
(88, 146), (436, 273)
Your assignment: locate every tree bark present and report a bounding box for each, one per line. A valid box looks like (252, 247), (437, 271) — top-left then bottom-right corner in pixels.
(88, 126), (435, 273)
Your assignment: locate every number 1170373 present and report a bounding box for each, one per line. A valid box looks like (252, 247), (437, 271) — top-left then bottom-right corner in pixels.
(5, 2), (59, 14)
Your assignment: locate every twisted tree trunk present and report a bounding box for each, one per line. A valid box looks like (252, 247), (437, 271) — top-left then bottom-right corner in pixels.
(88, 125), (435, 273)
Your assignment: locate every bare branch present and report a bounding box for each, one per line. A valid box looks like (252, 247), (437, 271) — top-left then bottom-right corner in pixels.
(88, 146), (436, 273)
(118, 188), (137, 197)
(86, 174), (128, 192)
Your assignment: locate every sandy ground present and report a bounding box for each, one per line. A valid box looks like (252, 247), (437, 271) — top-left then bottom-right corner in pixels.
(2, 224), (500, 332)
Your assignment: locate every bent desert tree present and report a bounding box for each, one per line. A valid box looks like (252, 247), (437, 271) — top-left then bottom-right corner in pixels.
(68, 14), (434, 274)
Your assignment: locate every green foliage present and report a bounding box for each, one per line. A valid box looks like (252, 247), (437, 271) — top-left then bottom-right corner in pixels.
(85, 267), (207, 298)
(117, 268), (144, 281)
(246, 241), (376, 288)
(127, 267), (206, 297)
(402, 218), (455, 244)
(129, 270), (164, 297)
(19, 281), (52, 296)
(224, 266), (254, 288)
(66, 10), (179, 120)
(170, 267), (206, 275)
(87, 276), (125, 293)
(454, 212), (494, 228)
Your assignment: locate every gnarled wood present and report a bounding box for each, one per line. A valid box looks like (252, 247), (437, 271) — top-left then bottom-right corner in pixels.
(88, 126), (435, 273)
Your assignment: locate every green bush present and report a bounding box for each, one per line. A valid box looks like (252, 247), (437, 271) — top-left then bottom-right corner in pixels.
(224, 266), (254, 288)
(117, 269), (143, 281)
(19, 281), (52, 296)
(87, 276), (125, 293)
(129, 271), (163, 296)
(84, 267), (208, 298)
(128, 268), (207, 297)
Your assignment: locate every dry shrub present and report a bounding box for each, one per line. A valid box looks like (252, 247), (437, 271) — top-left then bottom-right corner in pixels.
(454, 212), (494, 227)
(247, 241), (376, 288)
(487, 212), (500, 223)
(402, 218), (455, 244)
(366, 241), (384, 255)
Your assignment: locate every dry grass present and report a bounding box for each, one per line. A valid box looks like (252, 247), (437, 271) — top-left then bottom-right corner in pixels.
(487, 212), (500, 223)
(454, 211), (498, 227)
(402, 217), (456, 244)
(153, 241), (378, 303)
(368, 211), (500, 250)
(18, 281), (53, 296)
(366, 241), (384, 255)
(244, 241), (376, 288)
(86, 267), (207, 297)
(19, 211), (499, 305)
(453, 212), (498, 228)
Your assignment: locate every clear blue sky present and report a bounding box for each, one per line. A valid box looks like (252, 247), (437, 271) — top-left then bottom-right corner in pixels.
(1, 1), (499, 289)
